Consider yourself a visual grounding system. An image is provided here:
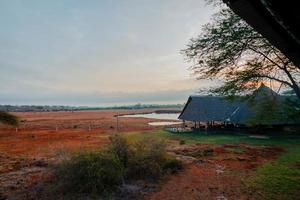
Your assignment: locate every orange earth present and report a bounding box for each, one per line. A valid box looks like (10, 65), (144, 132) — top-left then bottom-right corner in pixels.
(0, 110), (283, 199)
(0, 109), (164, 158)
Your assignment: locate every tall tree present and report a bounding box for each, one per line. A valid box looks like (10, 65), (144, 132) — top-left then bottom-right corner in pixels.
(182, 8), (300, 100)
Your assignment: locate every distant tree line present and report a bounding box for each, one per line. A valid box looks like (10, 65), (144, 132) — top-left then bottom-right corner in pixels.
(0, 103), (183, 112)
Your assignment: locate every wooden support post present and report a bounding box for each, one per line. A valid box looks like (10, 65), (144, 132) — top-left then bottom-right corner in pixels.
(116, 114), (119, 133)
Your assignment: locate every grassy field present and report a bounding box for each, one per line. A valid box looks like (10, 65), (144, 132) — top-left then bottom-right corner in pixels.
(125, 129), (300, 146)
(125, 130), (300, 200)
(252, 147), (300, 199)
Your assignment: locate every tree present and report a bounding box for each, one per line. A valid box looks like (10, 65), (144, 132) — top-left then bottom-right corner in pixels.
(0, 111), (19, 127)
(182, 8), (300, 100)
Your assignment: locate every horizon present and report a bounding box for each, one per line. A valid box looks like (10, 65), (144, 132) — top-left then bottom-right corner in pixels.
(0, 0), (218, 105)
(0, 101), (184, 108)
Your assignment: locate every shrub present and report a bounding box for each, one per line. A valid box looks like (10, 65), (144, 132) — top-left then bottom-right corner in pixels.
(73, 124), (79, 129)
(179, 140), (186, 145)
(54, 151), (124, 194)
(53, 135), (183, 196)
(126, 138), (167, 181)
(109, 134), (130, 167)
(163, 158), (183, 174)
(0, 111), (19, 126)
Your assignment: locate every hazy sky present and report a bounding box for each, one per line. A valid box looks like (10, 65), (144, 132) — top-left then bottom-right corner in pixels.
(0, 0), (218, 106)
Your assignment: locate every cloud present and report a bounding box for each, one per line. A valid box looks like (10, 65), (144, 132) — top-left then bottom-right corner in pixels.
(0, 0), (217, 105)
(0, 88), (197, 106)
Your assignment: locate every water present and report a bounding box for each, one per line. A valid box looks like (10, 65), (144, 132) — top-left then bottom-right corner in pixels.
(120, 113), (180, 120)
(148, 121), (182, 126)
(120, 112), (182, 126)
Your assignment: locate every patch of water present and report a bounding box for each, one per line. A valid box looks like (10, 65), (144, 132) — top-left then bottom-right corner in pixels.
(120, 113), (180, 120)
(148, 121), (183, 126)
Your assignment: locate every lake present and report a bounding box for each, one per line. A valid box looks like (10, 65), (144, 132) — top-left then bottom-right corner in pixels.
(120, 112), (182, 126)
(120, 113), (180, 120)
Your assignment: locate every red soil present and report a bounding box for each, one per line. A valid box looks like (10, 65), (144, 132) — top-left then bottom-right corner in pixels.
(146, 144), (284, 200)
(0, 111), (284, 199)
(0, 109), (162, 198)
(0, 109), (160, 158)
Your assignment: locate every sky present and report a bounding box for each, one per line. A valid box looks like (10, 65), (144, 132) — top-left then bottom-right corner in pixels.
(0, 0), (218, 106)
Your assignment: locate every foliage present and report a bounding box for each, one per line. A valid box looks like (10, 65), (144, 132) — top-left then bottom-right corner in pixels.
(247, 97), (283, 126)
(281, 98), (300, 123)
(0, 111), (19, 126)
(54, 134), (182, 196)
(54, 151), (124, 195)
(109, 134), (130, 168)
(179, 140), (186, 145)
(126, 138), (168, 181)
(182, 7), (300, 99)
(163, 157), (183, 174)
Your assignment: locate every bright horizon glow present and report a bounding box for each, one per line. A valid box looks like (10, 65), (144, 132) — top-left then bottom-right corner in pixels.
(0, 0), (218, 106)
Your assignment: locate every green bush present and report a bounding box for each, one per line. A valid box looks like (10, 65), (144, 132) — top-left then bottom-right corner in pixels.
(0, 111), (19, 126)
(109, 134), (130, 168)
(54, 135), (183, 196)
(55, 151), (124, 194)
(179, 140), (186, 145)
(126, 138), (167, 181)
(163, 158), (183, 173)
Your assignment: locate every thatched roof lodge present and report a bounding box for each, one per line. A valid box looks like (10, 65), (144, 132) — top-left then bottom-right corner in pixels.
(178, 85), (296, 126)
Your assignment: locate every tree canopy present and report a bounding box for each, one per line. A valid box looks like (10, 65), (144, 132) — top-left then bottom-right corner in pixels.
(182, 8), (300, 100)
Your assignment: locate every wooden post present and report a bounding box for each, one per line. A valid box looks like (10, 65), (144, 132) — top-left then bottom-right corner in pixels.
(116, 114), (119, 133)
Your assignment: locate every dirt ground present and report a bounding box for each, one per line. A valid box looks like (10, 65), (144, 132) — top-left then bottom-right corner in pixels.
(0, 110), (284, 199)
(0, 109), (164, 157)
(0, 109), (164, 198)
(146, 144), (283, 200)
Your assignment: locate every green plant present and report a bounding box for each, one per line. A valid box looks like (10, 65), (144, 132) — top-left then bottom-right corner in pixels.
(53, 134), (183, 197)
(0, 111), (19, 126)
(250, 147), (300, 200)
(179, 140), (186, 145)
(109, 134), (130, 167)
(54, 151), (124, 195)
(163, 158), (183, 173)
(73, 124), (79, 129)
(126, 138), (167, 181)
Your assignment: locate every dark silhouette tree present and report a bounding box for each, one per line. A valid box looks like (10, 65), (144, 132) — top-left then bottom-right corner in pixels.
(182, 8), (300, 100)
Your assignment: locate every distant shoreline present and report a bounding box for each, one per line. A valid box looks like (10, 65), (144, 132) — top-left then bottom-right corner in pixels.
(0, 104), (183, 112)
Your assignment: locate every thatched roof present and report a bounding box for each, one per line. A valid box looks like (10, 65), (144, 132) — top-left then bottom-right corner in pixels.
(178, 96), (241, 122)
(178, 85), (293, 125)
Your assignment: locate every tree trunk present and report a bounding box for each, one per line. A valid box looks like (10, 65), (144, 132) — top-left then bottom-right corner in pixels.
(291, 84), (300, 100)
(283, 67), (300, 100)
